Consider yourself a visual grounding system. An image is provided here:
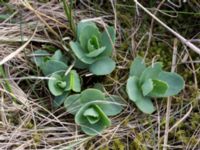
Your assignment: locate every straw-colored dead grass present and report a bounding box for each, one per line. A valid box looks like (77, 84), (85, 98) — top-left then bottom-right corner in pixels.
(0, 0), (199, 149)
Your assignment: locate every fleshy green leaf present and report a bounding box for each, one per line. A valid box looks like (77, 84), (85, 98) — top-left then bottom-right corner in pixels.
(84, 107), (99, 117)
(148, 79), (168, 97)
(53, 92), (69, 108)
(86, 46), (106, 57)
(86, 116), (100, 124)
(52, 50), (68, 64)
(80, 89), (105, 104)
(77, 21), (97, 38)
(31, 50), (50, 67)
(70, 41), (95, 64)
(84, 107), (100, 124)
(48, 73), (66, 96)
(135, 97), (155, 114)
(64, 94), (82, 115)
(129, 57), (146, 77)
(41, 60), (68, 76)
(75, 102), (111, 135)
(89, 57), (116, 75)
(66, 70), (81, 92)
(100, 26), (116, 56)
(157, 71), (184, 97)
(87, 36), (100, 52)
(141, 79), (153, 96)
(79, 24), (100, 50)
(126, 76), (143, 102)
(139, 62), (162, 84)
(99, 95), (124, 116)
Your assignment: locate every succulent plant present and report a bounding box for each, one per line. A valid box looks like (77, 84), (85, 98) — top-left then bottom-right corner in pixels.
(48, 70), (81, 96)
(70, 21), (116, 75)
(31, 50), (68, 76)
(126, 57), (184, 114)
(31, 50), (81, 108)
(64, 88), (124, 135)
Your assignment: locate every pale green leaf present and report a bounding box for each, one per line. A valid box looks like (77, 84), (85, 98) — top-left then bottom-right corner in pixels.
(98, 95), (124, 116)
(51, 50), (68, 64)
(148, 79), (168, 97)
(86, 46), (106, 57)
(77, 21), (97, 38)
(70, 41), (95, 64)
(87, 35), (100, 52)
(139, 62), (162, 84)
(80, 89), (105, 104)
(157, 71), (184, 97)
(100, 26), (116, 56)
(86, 116), (100, 124)
(75, 102), (111, 135)
(31, 50), (49, 67)
(48, 73), (65, 96)
(79, 24), (100, 50)
(141, 79), (153, 96)
(89, 57), (116, 75)
(129, 57), (146, 77)
(83, 107), (99, 117)
(66, 70), (81, 92)
(135, 97), (155, 114)
(84, 107), (100, 124)
(64, 94), (82, 115)
(41, 60), (68, 76)
(126, 76), (143, 102)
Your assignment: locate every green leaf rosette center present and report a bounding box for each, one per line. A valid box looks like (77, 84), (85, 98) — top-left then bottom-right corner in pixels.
(70, 21), (116, 75)
(126, 57), (185, 114)
(64, 88), (124, 135)
(87, 35), (100, 52)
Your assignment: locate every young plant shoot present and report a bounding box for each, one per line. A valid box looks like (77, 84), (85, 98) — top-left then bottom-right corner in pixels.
(31, 50), (81, 108)
(126, 57), (184, 114)
(64, 88), (124, 135)
(70, 21), (116, 75)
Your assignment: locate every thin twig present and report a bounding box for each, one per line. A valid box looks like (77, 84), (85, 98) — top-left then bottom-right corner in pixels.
(144, 0), (165, 59)
(0, 25), (37, 65)
(163, 38), (178, 150)
(133, 0), (200, 55)
(169, 104), (193, 132)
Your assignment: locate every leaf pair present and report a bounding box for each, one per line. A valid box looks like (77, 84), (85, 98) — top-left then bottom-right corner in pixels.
(64, 89), (124, 135)
(70, 21), (116, 75)
(126, 57), (184, 114)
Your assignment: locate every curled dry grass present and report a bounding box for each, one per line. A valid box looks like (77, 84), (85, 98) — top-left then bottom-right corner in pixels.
(0, 0), (200, 149)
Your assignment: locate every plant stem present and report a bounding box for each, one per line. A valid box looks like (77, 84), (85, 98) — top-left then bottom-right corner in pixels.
(0, 65), (17, 103)
(133, 0), (200, 55)
(61, 0), (76, 37)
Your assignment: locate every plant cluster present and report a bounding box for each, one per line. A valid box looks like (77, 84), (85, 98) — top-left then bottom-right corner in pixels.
(31, 21), (185, 135)
(31, 50), (81, 108)
(126, 57), (184, 114)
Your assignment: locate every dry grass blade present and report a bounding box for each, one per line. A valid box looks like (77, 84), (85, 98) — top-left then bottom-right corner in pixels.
(169, 104), (193, 132)
(163, 38), (178, 150)
(0, 0), (199, 149)
(0, 26), (37, 65)
(134, 0), (200, 55)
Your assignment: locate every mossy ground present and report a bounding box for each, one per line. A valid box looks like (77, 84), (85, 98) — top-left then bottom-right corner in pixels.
(0, 1), (199, 149)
